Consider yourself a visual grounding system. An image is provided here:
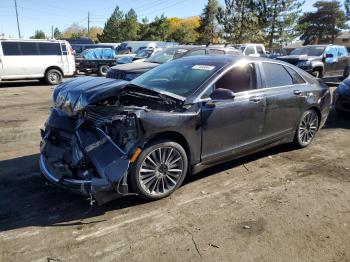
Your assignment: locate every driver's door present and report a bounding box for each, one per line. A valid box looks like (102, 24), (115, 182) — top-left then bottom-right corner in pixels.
(200, 63), (266, 162)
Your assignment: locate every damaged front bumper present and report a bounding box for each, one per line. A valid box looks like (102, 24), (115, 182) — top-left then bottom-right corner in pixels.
(39, 109), (136, 205)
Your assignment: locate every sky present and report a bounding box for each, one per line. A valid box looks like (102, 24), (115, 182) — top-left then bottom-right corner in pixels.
(0, 0), (319, 38)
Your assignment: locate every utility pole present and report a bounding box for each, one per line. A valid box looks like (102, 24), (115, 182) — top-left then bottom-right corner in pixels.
(14, 0), (21, 38)
(88, 11), (90, 34)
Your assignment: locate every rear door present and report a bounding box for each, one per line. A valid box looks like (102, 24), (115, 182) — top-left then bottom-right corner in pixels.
(260, 62), (307, 139)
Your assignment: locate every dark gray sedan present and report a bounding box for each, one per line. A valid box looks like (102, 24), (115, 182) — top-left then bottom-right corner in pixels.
(40, 56), (331, 205)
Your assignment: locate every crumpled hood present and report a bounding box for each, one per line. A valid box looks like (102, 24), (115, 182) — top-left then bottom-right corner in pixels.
(53, 76), (128, 115)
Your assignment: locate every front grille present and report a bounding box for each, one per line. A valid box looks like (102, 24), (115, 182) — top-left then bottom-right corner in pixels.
(85, 106), (125, 126)
(106, 69), (125, 80)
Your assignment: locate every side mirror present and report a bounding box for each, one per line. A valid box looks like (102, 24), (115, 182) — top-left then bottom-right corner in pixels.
(210, 88), (235, 100)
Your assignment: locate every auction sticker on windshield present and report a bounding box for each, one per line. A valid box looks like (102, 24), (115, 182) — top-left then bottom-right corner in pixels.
(192, 65), (215, 71)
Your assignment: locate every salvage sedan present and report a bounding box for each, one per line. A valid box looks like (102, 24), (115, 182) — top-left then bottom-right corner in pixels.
(40, 56), (331, 205)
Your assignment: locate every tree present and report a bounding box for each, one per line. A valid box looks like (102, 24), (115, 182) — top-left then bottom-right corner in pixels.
(53, 28), (63, 39)
(263, 0), (304, 48)
(63, 23), (87, 39)
(217, 0), (264, 44)
(298, 1), (347, 45)
(30, 30), (46, 39)
(98, 6), (124, 42)
(138, 17), (151, 40)
(167, 17), (200, 43)
(87, 27), (102, 42)
(143, 15), (170, 41)
(197, 0), (219, 43)
(121, 9), (139, 40)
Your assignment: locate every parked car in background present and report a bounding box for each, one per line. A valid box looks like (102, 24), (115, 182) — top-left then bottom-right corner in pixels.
(0, 39), (75, 85)
(40, 55), (331, 205)
(71, 43), (120, 55)
(335, 77), (350, 114)
(107, 45), (241, 81)
(116, 41), (177, 55)
(277, 45), (350, 78)
(233, 44), (267, 57)
(116, 47), (163, 64)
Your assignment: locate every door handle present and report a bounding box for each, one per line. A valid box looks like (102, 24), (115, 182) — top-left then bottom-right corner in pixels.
(249, 96), (263, 103)
(293, 90), (302, 95)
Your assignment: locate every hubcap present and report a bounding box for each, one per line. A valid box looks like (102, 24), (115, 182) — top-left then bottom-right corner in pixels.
(49, 73), (59, 83)
(299, 112), (318, 144)
(139, 147), (184, 196)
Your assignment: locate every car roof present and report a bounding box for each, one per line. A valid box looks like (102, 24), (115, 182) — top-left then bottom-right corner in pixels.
(175, 54), (282, 64)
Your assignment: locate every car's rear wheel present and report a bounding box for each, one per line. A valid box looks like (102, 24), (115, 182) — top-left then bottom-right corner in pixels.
(311, 69), (322, 78)
(98, 65), (110, 76)
(130, 140), (188, 200)
(293, 109), (319, 148)
(45, 69), (62, 85)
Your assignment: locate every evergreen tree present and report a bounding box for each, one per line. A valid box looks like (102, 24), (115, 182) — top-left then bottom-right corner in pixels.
(53, 28), (63, 39)
(144, 15), (170, 41)
(298, 1), (347, 45)
(217, 0), (264, 44)
(138, 17), (150, 40)
(263, 0), (304, 48)
(98, 6), (124, 42)
(197, 0), (219, 43)
(30, 30), (46, 39)
(122, 9), (139, 40)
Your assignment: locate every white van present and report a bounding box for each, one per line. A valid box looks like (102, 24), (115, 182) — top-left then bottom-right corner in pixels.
(0, 39), (75, 85)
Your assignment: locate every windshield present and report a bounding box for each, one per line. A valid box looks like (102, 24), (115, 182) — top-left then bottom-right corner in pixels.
(146, 48), (189, 64)
(135, 49), (154, 58)
(131, 59), (222, 97)
(290, 46), (325, 56)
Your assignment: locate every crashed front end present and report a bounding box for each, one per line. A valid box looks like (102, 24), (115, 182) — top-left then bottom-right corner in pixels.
(40, 77), (184, 205)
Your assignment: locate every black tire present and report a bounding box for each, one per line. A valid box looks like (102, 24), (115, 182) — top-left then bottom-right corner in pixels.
(45, 69), (62, 85)
(311, 69), (322, 78)
(98, 65), (110, 76)
(343, 66), (350, 79)
(130, 139), (188, 200)
(293, 109), (319, 148)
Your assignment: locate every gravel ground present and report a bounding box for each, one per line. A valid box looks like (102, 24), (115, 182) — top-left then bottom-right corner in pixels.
(0, 80), (349, 262)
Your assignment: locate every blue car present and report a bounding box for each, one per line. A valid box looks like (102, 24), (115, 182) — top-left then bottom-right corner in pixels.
(335, 78), (350, 114)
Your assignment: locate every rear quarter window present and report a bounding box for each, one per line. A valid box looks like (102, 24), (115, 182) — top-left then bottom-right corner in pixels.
(285, 66), (306, 84)
(262, 62), (294, 87)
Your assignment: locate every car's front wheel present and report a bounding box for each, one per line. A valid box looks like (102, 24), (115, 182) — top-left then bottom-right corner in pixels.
(293, 109), (319, 148)
(130, 140), (188, 200)
(98, 65), (110, 76)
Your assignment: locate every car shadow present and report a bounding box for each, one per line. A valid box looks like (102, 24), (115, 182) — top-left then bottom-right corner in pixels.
(0, 153), (147, 232)
(0, 80), (43, 88)
(0, 142), (297, 232)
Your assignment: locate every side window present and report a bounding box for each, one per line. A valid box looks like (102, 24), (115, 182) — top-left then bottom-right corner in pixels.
(284, 66), (306, 85)
(256, 45), (264, 55)
(38, 43), (61, 55)
(244, 46), (255, 56)
(262, 63), (294, 87)
(1, 42), (21, 55)
(207, 49), (225, 55)
(337, 47), (347, 57)
(187, 49), (206, 56)
(61, 43), (68, 55)
(19, 42), (38, 55)
(214, 64), (256, 93)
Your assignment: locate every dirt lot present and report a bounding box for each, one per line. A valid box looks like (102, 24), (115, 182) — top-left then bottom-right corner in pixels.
(0, 80), (349, 262)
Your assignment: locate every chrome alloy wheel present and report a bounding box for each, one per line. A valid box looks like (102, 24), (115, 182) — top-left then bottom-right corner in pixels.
(298, 111), (318, 145)
(49, 72), (60, 84)
(138, 147), (184, 196)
